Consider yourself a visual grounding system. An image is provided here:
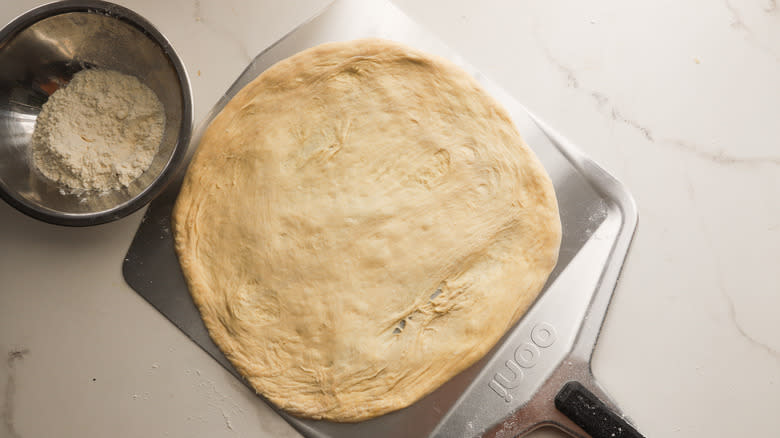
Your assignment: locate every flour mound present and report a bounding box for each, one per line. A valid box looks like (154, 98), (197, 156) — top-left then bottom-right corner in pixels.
(31, 68), (165, 192)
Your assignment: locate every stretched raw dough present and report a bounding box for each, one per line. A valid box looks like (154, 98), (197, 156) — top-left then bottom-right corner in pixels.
(173, 39), (561, 422)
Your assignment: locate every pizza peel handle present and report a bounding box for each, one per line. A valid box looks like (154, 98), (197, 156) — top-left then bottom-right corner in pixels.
(555, 381), (645, 438)
(474, 117), (645, 438)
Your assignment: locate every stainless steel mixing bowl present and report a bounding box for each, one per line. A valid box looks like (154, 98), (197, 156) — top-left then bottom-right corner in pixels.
(0, 0), (192, 226)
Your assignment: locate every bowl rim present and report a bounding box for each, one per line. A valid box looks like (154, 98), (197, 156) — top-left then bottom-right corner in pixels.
(0, 0), (193, 227)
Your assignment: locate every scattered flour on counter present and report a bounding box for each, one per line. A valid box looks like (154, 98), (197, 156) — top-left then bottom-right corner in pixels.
(31, 68), (165, 192)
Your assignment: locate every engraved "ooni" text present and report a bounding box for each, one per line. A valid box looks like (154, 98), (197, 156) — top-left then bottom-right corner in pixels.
(487, 322), (557, 402)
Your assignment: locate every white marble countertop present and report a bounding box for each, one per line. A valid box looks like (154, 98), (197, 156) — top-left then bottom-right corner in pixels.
(1, 0), (778, 437)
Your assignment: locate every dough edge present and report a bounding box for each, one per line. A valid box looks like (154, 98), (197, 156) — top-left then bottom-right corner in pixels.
(172, 38), (562, 422)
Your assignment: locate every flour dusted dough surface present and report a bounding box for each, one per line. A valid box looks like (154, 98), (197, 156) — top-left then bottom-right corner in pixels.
(173, 39), (561, 422)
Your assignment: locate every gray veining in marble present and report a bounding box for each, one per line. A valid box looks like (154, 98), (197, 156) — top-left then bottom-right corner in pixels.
(724, 0), (780, 62)
(664, 139), (780, 167)
(721, 289), (780, 363)
(680, 166), (780, 365)
(543, 48), (655, 142)
(544, 48), (780, 167)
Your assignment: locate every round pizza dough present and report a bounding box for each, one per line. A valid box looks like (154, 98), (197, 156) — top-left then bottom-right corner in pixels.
(173, 39), (561, 422)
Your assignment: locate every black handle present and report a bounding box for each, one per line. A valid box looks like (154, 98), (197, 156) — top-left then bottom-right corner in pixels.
(555, 381), (645, 438)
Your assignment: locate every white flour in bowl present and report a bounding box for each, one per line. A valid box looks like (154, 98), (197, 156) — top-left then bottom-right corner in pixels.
(31, 68), (165, 192)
